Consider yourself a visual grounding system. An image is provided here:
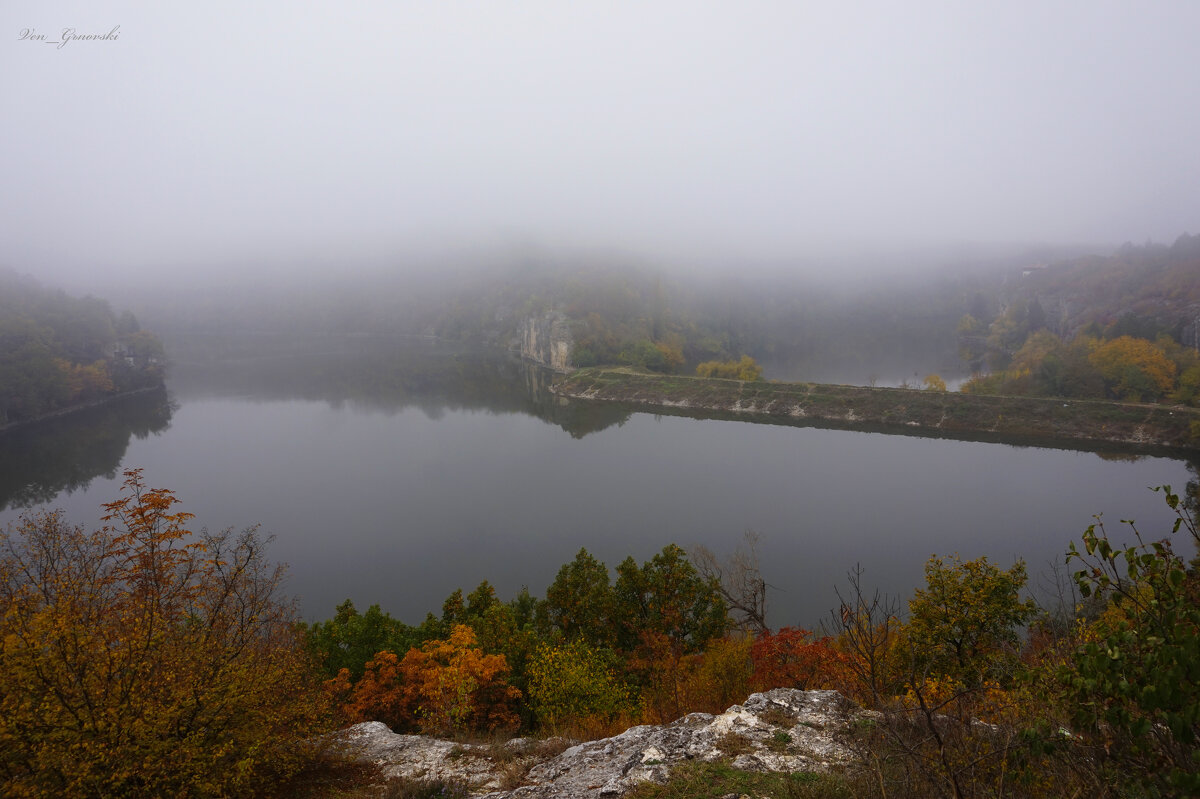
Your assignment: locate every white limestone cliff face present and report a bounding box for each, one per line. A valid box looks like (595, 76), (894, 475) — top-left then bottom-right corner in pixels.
(521, 312), (574, 373)
(338, 689), (867, 798)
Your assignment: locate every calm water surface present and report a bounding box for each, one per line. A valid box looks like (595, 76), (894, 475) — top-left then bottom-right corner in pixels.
(2, 343), (1193, 628)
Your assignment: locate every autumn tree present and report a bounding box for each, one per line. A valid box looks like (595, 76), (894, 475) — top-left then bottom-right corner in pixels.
(845, 558), (1038, 799)
(695, 355), (763, 380)
(306, 599), (421, 680)
(822, 564), (904, 705)
(1087, 335), (1177, 401)
(335, 625), (520, 736)
(0, 470), (329, 798)
(538, 548), (618, 649)
(327, 650), (417, 732)
(956, 313), (988, 370)
(1057, 487), (1200, 795)
(457, 585), (542, 711)
(440, 580), (505, 632)
(1174, 364), (1200, 406)
(681, 634), (754, 714)
(613, 544), (726, 721)
(905, 555), (1036, 687)
(526, 639), (636, 736)
(750, 628), (852, 696)
(922, 373), (947, 392)
(54, 358), (114, 404)
(613, 544), (727, 656)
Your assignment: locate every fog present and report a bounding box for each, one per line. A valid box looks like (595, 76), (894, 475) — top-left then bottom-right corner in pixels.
(3, 1), (1198, 290)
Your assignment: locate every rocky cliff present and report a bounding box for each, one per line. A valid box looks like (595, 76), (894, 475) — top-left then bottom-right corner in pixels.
(338, 689), (867, 798)
(521, 312), (574, 373)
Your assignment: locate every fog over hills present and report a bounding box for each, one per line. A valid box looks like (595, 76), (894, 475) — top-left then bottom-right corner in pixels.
(2, 1), (1198, 294)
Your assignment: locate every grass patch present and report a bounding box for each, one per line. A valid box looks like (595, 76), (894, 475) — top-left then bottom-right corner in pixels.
(760, 707), (798, 728)
(375, 777), (472, 799)
(624, 760), (861, 799)
(769, 730), (793, 752)
(280, 761), (472, 799)
(713, 731), (756, 758)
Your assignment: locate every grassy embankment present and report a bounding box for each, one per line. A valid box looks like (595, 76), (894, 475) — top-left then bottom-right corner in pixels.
(554, 367), (1200, 454)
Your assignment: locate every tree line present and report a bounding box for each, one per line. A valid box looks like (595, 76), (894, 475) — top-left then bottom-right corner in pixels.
(955, 233), (1200, 406)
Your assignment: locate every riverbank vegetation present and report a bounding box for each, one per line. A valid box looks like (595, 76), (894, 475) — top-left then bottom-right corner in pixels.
(960, 325), (1199, 405)
(302, 491), (1200, 797)
(0, 269), (165, 428)
(555, 367), (1200, 453)
(956, 234), (1200, 406)
(3, 474), (1199, 796)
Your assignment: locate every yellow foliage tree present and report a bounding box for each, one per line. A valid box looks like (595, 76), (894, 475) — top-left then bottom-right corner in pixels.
(1087, 335), (1177, 401)
(922, 373), (947, 392)
(678, 634), (753, 714)
(526, 639), (636, 736)
(695, 355), (763, 381)
(54, 358), (114, 403)
(0, 470), (329, 798)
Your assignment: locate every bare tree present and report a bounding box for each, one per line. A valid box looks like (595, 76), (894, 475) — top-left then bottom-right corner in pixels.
(691, 530), (770, 635)
(822, 563), (901, 706)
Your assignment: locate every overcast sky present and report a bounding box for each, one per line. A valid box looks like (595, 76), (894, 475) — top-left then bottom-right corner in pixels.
(3, 1), (1198, 283)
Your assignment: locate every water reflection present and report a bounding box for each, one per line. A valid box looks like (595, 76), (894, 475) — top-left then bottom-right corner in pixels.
(4, 339), (1197, 627)
(167, 338), (632, 439)
(0, 388), (174, 511)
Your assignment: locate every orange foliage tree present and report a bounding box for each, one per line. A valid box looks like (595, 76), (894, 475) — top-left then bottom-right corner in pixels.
(334, 625), (521, 736)
(0, 470), (329, 798)
(750, 627), (853, 696)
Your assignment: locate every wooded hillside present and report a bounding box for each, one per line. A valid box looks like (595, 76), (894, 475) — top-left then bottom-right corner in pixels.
(0, 269), (164, 426)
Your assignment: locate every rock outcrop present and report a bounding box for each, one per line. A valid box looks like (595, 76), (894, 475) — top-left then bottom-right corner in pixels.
(339, 689), (867, 798)
(521, 312), (573, 373)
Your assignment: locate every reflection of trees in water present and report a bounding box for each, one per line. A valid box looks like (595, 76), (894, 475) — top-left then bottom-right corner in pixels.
(1094, 451), (1147, 463)
(0, 388), (175, 511)
(168, 340), (631, 439)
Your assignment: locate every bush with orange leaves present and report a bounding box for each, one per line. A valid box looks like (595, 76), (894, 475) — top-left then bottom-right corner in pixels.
(330, 625), (521, 736)
(750, 627), (855, 697)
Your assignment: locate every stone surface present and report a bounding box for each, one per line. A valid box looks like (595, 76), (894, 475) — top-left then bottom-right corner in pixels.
(521, 312), (574, 373)
(340, 689), (867, 798)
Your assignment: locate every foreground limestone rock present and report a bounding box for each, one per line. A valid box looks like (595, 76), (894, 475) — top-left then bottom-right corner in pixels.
(340, 689), (866, 798)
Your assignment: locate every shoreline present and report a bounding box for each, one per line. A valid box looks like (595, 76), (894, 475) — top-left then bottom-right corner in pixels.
(552, 368), (1200, 456)
(0, 385), (165, 436)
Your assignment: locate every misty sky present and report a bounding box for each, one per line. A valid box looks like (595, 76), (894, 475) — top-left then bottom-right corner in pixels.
(3, 2), (1198, 282)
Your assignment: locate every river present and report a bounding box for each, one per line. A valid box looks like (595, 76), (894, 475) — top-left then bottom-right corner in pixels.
(1, 339), (1193, 629)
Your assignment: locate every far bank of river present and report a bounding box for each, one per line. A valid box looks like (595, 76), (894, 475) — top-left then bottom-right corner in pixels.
(0, 385), (165, 435)
(2, 346), (1195, 628)
(552, 368), (1200, 456)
